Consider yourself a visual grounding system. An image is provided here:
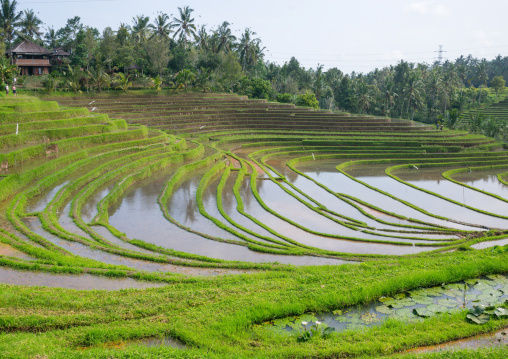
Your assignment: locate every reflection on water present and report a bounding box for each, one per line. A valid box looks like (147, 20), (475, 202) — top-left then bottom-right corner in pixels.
(454, 169), (508, 200)
(406, 327), (508, 354)
(397, 167), (508, 220)
(0, 267), (165, 290)
(107, 164), (351, 264)
(299, 163), (474, 231)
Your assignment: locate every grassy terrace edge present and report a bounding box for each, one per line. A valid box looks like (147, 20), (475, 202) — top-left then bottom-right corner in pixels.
(1, 93), (508, 359)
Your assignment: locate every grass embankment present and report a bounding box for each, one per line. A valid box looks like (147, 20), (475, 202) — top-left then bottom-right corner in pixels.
(1, 93), (508, 358)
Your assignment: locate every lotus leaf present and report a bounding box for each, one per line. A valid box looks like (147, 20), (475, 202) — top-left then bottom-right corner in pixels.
(494, 308), (508, 318)
(466, 313), (490, 324)
(375, 305), (393, 315)
(413, 308), (432, 318)
(298, 314), (318, 323)
(423, 287), (443, 296)
(442, 289), (462, 298)
(465, 279), (478, 285)
(426, 304), (448, 314)
(288, 322), (302, 330)
(491, 290), (503, 297)
(379, 297), (393, 303)
(408, 289), (428, 298)
(323, 326), (336, 338)
(465, 294), (478, 301)
(437, 298), (459, 308)
(360, 313), (380, 324)
(477, 294), (500, 303)
(486, 274), (508, 284)
(349, 317), (364, 325)
(388, 302), (406, 309)
(413, 297), (434, 305)
(443, 283), (463, 291)
(273, 319), (292, 329)
(475, 281), (495, 291)
(395, 308), (414, 319)
(469, 305), (485, 316)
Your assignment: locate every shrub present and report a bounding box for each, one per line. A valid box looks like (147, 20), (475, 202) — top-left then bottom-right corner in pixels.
(295, 92), (319, 109)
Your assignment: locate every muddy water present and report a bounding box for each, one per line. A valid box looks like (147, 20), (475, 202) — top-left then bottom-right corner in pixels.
(81, 186), (114, 223)
(298, 162), (474, 231)
(22, 217), (258, 275)
(268, 160), (458, 239)
(159, 166), (245, 242)
(26, 181), (70, 213)
(453, 169), (508, 200)
(397, 167), (508, 219)
(405, 327), (508, 354)
(258, 179), (442, 245)
(106, 164), (350, 265)
(472, 238), (508, 249)
(0, 267), (165, 290)
(239, 179), (438, 255)
(221, 173), (289, 242)
(300, 161), (504, 230)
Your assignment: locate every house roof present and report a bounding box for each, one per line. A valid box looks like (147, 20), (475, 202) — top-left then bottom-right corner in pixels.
(126, 63), (142, 70)
(7, 40), (51, 55)
(51, 47), (70, 57)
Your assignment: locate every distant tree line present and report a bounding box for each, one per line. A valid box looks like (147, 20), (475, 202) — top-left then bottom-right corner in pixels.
(1, 0), (508, 124)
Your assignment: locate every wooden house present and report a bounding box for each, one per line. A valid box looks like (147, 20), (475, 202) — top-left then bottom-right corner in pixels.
(6, 40), (52, 76)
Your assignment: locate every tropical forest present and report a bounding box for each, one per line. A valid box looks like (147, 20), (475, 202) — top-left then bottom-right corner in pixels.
(1, 0), (508, 358)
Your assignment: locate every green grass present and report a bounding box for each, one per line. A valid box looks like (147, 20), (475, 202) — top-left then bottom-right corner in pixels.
(2, 93), (508, 358)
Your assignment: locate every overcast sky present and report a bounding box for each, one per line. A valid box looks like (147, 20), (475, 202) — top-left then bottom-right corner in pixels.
(18, 0), (508, 73)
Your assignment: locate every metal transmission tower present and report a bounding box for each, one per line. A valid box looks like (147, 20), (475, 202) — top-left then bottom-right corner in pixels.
(434, 45), (447, 65)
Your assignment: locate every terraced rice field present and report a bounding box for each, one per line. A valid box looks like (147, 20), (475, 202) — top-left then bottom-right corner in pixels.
(467, 95), (508, 123)
(2, 93), (508, 358)
(1, 93), (508, 278)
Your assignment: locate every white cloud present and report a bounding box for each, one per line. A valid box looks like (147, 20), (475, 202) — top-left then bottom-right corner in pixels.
(404, 2), (449, 16)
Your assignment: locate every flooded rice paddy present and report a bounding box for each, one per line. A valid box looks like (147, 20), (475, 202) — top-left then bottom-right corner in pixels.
(3, 152), (508, 288)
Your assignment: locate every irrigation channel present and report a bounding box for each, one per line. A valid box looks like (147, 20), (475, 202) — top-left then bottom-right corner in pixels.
(1, 93), (508, 357)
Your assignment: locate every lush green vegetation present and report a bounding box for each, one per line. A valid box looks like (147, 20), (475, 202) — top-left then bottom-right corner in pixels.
(2, 1), (508, 136)
(0, 91), (507, 359)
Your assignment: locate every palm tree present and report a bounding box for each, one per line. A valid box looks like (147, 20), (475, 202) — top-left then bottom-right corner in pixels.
(19, 9), (42, 39)
(131, 15), (150, 43)
(172, 6), (196, 48)
(442, 66), (458, 113)
(65, 65), (83, 93)
(216, 21), (235, 52)
(152, 74), (163, 94)
(476, 60), (488, 105)
(149, 12), (172, 39)
(402, 71), (424, 121)
(115, 72), (132, 92)
(237, 28), (261, 71)
(175, 69), (195, 90)
(444, 108), (461, 130)
(0, 0), (22, 64)
(88, 65), (109, 93)
(44, 26), (58, 48)
(356, 81), (374, 114)
(194, 25), (209, 51)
